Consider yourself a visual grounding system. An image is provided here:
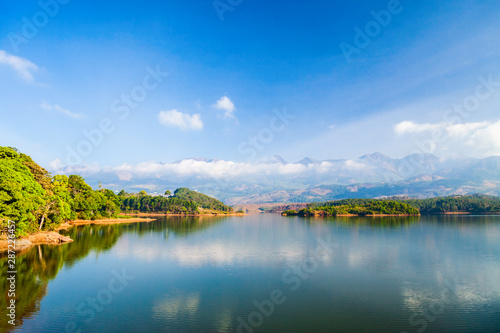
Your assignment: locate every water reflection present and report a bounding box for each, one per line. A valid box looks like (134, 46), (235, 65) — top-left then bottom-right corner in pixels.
(0, 216), (226, 332)
(152, 292), (200, 321)
(1, 215), (499, 332)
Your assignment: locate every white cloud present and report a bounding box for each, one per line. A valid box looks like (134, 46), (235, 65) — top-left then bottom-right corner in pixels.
(213, 96), (236, 119)
(50, 157), (387, 185)
(0, 50), (38, 83)
(41, 101), (84, 119)
(345, 159), (372, 171)
(394, 120), (500, 157)
(394, 121), (441, 135)
(158, 109), (203, 131)
(49, 159), (63, 170)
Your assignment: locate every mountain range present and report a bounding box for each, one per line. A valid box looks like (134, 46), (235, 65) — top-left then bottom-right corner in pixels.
(53, 153), (500, 205)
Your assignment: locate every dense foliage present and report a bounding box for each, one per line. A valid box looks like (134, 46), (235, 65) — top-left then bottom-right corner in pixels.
(284, 199), (420, 216)
(173, 187), (233, 212)
(400, 194), (500, 213)
(119, 187), (233, 213)
(313, 200), (420, 216)
(1, 146), (232, 235)
(0, 147), (121, 235)
(284, 195), (500, 217)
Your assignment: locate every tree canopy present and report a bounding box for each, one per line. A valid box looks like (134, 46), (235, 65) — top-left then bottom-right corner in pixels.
(1, 146), (234, 235)
(0, 147), (121, 235)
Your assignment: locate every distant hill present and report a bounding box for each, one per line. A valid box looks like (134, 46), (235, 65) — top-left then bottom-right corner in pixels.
(51, 152), (500, 205)
(119, 187), (233, 214)
(173, 187), (233, 212)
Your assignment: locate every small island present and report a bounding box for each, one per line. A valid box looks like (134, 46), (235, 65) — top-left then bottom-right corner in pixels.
(282, 199), (420, 217)
(281, 195), (500, 217)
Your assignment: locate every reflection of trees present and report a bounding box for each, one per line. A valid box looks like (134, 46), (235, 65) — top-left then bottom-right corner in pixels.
(110, 216), (227, 238)
(0, 216), (226, 331)
(299, 216), (421, 229)
(157, 216), (226, 237)
(0, 246), (49, 332)
(0, 225), (122, 331)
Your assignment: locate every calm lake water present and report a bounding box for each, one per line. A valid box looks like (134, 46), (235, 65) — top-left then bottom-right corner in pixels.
(2, 214), (500, 332)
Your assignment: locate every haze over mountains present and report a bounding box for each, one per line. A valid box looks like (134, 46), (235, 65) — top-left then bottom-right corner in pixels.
(50, 152), (500, 204)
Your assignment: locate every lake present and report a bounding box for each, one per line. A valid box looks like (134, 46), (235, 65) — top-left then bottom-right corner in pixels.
(2, 214), (500, 332)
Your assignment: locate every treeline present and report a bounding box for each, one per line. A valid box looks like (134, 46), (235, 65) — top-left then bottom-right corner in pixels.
(119, 188), (233, 214)
(399, 194), (500, 213)
(0, 147), (120, 234)
(0, 146), (233, 235)
(282, 199), (419, 217)
(282, 195), (500, 217)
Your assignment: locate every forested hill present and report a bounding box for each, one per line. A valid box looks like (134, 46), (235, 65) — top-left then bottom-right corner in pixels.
(119, 188), (233, 213)
(0, 146), (233, 235)
(173, 187), (232, 211)
(399, 194), (500, 213)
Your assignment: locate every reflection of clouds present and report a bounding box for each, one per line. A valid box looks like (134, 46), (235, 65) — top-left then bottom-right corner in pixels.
(347, 250), (367, 268)
(401, 280), (500, 312)
(401, 285), (443, 312)
(215, 307), (232, 333)
(114, 234), (337, 266)
(152, 292), (200, 320)
(455, 285), (490, 304)
(345, 244), (400, 269)
(167, 242), (338, 267)
(158, 243), (307, 267)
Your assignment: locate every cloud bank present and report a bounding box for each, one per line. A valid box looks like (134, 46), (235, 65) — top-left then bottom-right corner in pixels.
(395, 120), (500, 157)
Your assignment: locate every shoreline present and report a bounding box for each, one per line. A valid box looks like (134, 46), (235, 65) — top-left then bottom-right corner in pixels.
(0, 217), (155, 252)
(282, 213), (421, 217)
(0, 212), (246, 252)
(121, 212), (245, 217)
(424, 211), (500, 215)
(69, 217), (156, 225)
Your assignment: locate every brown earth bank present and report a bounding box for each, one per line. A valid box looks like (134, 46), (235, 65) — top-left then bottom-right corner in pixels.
(0, 231), (73, 252)
(0, 217), (155, 252)
(121, 211), (246, 217)
(233, 203), (310, 214)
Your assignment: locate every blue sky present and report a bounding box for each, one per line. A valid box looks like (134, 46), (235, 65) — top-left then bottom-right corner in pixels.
(1, 0), (500, 170)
